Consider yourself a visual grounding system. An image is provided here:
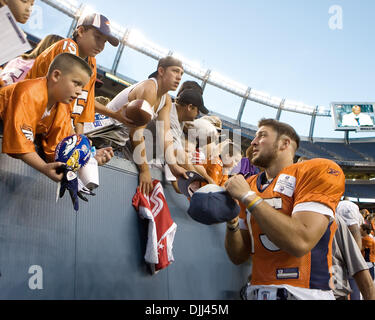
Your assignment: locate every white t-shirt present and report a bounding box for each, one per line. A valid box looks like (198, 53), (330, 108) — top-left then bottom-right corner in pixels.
(169, 103), (183, 151)
(0, 57), (35, 86)
(336, 200), (364, 227)
(85, 78), (167, 146)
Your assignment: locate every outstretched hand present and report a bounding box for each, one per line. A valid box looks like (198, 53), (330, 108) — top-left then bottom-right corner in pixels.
(169, 164), (188, 180)
(95, 147), (114, 166)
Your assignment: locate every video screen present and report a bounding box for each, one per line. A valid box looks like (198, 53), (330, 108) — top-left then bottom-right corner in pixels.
(331, 103), (375, 131)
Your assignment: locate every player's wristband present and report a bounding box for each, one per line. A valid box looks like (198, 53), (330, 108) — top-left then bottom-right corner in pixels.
(247, 196), (263, 212)
(241, 190), (256, 204)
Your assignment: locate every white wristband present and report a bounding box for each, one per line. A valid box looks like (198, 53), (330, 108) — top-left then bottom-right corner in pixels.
(241, 191), (256, 204)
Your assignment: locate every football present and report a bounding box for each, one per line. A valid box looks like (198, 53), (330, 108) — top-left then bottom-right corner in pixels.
(124, 99), (153, 126)
(55, 135), (92, 172)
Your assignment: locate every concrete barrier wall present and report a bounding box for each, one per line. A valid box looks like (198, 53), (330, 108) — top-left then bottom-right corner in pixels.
(0, 149), (250, 300)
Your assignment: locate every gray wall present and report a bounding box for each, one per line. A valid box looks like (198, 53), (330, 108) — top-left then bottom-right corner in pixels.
(0, 150), (250, 300)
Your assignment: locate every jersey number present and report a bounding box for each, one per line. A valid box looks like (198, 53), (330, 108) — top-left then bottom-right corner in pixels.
(62, 41), (78, 55)
(73, 90), (88, 116)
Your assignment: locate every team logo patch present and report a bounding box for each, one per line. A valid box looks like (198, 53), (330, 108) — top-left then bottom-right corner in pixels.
(21, 125), (34, 142)
(273, 174), (296, 197)
(327, 168), (340, 176)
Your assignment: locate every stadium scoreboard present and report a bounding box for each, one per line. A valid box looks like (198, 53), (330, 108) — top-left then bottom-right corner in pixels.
(331, 102), (375, 132)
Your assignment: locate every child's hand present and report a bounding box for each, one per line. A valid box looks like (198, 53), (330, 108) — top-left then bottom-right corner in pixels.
(43, 162), (65, 182)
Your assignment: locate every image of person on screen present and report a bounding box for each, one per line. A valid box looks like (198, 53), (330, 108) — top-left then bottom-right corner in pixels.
(341, 105), (374, 127)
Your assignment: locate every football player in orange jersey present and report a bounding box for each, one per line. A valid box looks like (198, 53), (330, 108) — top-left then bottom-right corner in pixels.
(224, 119), (345, 300)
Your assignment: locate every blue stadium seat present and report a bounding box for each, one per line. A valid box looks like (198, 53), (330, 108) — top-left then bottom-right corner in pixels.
(316, 142), (366, 161)
(345, 184), (375, 199)
(299, 141), (335, 159)
(349, 143), (375, 161)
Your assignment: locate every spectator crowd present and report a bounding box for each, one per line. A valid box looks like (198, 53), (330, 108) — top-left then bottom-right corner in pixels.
(1, 0), (375, 300)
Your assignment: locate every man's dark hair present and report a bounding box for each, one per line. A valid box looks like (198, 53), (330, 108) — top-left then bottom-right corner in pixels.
(258, 118), (300, 150)
(177, 81), (203, 96)
(48, 52), (93, 78)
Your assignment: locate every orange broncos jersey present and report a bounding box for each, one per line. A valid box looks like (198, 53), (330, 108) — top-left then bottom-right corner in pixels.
(362, 235), (375, 263)
(239, 158), (345, 290)
(204, 156), (228, 186)
(25, 38), (97, 124)
(0, 78), (72, 162)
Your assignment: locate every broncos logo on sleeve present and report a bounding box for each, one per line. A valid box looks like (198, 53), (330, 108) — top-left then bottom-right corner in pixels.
(21, 124), (34, 142)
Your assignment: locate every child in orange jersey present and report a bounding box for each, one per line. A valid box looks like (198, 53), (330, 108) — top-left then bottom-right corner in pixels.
(0, 53), (92, 182)
(0, 0), (34, 24)
(25, 13), (132, 135)
(361, 224), (375, 280)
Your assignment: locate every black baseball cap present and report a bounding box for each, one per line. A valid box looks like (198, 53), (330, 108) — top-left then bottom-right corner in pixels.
(148, 56), (183, 79)
(76, 13), (119, 47)
(177, 89), (209, 115)
(187, 184), (240, 225)
(177, 171), (208, 198)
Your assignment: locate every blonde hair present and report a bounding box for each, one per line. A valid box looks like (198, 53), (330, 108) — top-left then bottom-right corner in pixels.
(22, 34), (63, 60)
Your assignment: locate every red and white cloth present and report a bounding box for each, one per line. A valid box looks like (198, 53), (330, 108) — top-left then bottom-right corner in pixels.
(132, 180), (177, 274)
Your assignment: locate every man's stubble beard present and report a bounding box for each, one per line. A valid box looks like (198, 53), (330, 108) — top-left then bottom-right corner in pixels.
(252, 142), (278, 169)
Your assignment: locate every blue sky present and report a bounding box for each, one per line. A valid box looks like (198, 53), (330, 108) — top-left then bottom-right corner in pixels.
(23, 0), (375, 139)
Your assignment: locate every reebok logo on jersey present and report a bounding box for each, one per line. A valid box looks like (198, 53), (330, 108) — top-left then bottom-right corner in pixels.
(21, 125), (34, 142)
(327, 168), (340, 176)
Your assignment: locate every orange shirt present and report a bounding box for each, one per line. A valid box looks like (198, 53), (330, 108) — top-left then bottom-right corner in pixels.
(362, 235), (375, 263)
(204, 156), (227, 186)
(0, 67), (4, 88)
(371, 220), (375, 237)
(239, 158), (345, 290)
(0, 78), (72, 162)
(25, 38), (97, 124)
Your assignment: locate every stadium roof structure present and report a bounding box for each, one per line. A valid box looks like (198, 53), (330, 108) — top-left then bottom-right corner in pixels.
(38, 0), (375, 143)
(26, 0), (375, 203)
(39, 0), (334, 132)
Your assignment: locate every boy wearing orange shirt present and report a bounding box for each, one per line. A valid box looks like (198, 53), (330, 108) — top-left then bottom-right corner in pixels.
(25, 13), (132, 135)
(0, 53), (92, 182)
